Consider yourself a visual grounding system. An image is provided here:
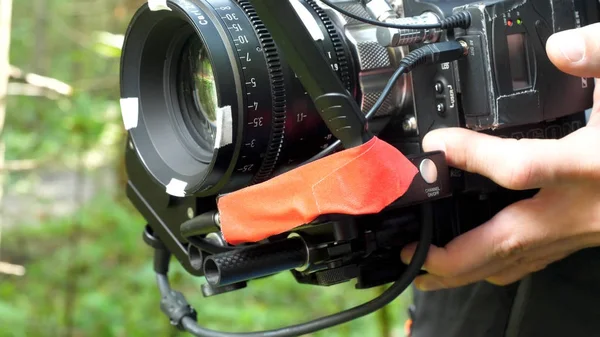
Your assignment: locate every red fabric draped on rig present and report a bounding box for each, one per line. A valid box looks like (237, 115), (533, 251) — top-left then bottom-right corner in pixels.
(217, 137), (419, 245)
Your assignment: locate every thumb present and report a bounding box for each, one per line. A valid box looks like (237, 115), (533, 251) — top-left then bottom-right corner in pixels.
(546, 23), (600, 78)
(422, 128), (585, 190)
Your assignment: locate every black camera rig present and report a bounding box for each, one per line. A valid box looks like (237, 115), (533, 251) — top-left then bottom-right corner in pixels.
(119, 0), (599, 335)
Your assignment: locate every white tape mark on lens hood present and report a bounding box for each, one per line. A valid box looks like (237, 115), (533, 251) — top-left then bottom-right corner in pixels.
(148, 0), (171, 11)
(289, 0), (324, 41)
(120, 97), (139, 130)
(214, 106), (233, 149)
(166, 178), (188, 197)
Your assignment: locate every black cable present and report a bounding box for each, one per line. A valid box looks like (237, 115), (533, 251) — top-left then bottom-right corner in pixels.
(180, 211), (220, 238)
(304, 39), (468, 164)
(364, 66), (405, 121)
(155, 202), (434, 337)
(180, 211), (253, 253)
(157, 273), (171, 294)
(320, 0), (471, 30)
(304, 64), (407, 164)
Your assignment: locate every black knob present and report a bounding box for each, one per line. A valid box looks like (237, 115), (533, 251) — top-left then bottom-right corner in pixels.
(436, 102), (446, 114)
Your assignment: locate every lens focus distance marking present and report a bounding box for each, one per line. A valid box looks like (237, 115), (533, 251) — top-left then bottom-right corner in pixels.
(210, 1), (275, 186)
(271, 0), (356, 168)
(305, 0), (355, 94)
(233, 0), (287, 184)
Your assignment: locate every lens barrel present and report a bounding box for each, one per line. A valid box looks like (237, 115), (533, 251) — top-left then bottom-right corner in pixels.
(120, 0), (357, 197)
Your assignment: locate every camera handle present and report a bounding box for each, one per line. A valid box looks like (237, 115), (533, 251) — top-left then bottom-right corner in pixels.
(145, 202), (434, 337)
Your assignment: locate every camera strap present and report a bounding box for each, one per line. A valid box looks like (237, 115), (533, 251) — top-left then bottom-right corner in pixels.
(217, 137), (419, 245)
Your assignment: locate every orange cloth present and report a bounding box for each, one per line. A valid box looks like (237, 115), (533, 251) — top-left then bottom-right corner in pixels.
(217, 137), (419, 245)
(404, 319), (413, 337)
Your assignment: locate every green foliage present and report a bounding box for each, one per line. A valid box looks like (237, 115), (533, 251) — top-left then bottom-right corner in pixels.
(0, 196), (411, 337)
(4, 93), (120, 164)
(5, 0), (128, 163)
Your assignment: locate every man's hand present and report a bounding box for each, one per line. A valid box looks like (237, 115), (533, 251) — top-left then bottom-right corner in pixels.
(400, 23), (600, 291)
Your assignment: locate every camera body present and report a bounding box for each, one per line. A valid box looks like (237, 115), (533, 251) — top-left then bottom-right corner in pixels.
(121, 0), (597, 294)
(399, 0), (598, 192)
(407, 0), (597, 131)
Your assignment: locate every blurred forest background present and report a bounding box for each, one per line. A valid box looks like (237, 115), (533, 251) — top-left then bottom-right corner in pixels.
(0, 0), (411, 336)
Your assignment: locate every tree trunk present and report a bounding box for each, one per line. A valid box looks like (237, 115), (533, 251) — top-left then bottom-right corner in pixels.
(0, 0), (14, 262)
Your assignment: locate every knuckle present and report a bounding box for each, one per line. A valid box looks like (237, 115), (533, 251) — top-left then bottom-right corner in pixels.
(494, 236), (528, 259)
(505, 165), (534, 190)
(502, 141), (536, 190)
(420, 247), (459, 278)
(513, 256), (529, 268)
(466, 135), (500, 176)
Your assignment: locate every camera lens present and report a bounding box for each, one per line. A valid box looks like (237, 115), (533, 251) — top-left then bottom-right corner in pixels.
(120, 0), (358, 197)
(178, 37), (218, 162)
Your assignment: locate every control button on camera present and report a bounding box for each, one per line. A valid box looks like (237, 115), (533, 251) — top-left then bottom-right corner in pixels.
(435, 82), (444, 94)
(419, 159), (438, 184)
(436, 102), (446, 114)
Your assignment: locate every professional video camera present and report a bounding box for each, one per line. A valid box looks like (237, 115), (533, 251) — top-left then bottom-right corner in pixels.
(119, 0), (599, 335)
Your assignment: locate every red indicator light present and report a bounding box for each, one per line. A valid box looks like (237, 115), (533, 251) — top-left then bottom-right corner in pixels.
(507, 19), (513, 27)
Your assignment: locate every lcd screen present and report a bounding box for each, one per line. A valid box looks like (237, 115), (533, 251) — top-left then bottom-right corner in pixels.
(507, 33), (530, 91)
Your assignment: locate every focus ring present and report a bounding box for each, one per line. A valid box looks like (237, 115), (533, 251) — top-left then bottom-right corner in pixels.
(305, 0), (354, 94)
(235, 0), (286, 184)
